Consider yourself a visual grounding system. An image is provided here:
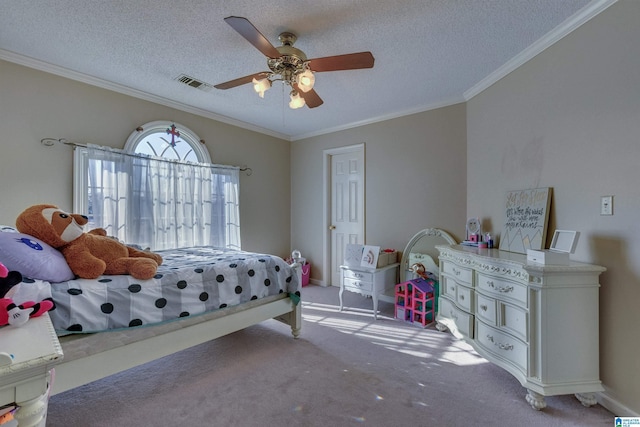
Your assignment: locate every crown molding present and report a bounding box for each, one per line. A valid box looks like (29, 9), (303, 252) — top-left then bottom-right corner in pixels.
(290, 96), (466, 141)
(463, 0), (618, 101)
(0, 48), (290, 141)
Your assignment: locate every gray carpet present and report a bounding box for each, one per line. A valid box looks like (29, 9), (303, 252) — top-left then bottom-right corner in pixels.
(46, 285), (613, 426)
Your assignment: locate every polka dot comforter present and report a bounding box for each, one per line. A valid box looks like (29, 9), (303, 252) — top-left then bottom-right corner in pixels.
(45, 246), (300, 334)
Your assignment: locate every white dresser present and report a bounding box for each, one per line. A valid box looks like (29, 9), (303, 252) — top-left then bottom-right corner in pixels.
(435, 244), (605, 410)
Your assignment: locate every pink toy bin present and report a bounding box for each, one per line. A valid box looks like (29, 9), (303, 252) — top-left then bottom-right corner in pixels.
(301, 262), (310, 287)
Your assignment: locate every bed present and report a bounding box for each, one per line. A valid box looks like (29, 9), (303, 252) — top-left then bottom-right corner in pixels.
(0, 229), (302, 408)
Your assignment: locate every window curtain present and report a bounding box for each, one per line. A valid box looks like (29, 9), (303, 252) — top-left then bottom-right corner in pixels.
(87, 144), (241, 251)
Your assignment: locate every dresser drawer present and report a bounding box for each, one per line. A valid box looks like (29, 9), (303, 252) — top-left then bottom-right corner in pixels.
(441, 261), (472, 285)
(342, 269), (374, 282)
(476, 273), (527, 307)
(476, 293), (497, 325)
(438, 297), (474, 339)
(343, 278), (373, 293)
(456, 284), (473, 312)
(441, 275), (458, 299)
(500, 302), (528, 342)
(441, 276), (473, 312)
(476, 321), (527, 373)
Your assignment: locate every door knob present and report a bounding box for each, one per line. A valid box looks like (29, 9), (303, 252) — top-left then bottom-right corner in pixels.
(329, 225), (336, 230)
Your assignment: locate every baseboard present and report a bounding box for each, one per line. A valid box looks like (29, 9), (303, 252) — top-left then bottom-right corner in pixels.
(308, 278), (326, 287)
(598, 387), (639, 417)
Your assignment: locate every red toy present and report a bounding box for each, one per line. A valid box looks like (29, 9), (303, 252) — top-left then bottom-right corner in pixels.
(0, 261), (53, 327)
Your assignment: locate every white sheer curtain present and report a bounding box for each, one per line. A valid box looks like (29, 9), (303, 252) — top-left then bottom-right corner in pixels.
(87, 144), (241, 251)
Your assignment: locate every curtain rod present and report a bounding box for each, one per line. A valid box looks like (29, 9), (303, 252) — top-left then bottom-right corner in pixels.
(40, 138), (252, 176)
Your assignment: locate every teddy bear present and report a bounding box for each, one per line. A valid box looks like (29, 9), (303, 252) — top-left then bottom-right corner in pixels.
(16, 204), (163, 280)
(0, 261), (53, 327)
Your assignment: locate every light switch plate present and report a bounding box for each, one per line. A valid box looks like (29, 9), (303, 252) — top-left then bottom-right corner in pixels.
(601, 196), (613, 215)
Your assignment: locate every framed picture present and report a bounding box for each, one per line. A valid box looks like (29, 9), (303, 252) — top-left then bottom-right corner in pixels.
(360, 245), (380, 269)
(344, 244), (364, 268)
(501, 187), (552, 254)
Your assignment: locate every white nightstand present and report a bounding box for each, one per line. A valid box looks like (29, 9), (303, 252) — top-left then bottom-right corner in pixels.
(339, 263), (399, 319)
(0, 313), (63, 427)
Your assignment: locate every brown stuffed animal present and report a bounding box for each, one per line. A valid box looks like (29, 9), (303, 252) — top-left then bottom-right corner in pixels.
(16, 204), (162, 280)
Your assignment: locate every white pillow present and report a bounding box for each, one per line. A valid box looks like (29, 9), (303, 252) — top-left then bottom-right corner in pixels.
(0, 232), (75, 282)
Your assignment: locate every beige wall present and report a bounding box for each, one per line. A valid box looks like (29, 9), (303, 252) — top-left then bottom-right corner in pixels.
(0, 60), (292, 257)
(2, 0), (637, 413)
(467, 0), (640, 414)
(291, 103), (467, 285)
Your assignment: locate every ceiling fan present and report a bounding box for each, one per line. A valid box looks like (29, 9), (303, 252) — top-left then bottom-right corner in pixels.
(214, 16), (375, 109)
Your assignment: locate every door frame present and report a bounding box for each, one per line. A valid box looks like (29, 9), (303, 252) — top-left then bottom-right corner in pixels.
(322, 143), (366, 287)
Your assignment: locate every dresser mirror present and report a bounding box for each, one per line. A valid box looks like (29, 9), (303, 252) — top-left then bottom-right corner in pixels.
(399, 228), (457, 282)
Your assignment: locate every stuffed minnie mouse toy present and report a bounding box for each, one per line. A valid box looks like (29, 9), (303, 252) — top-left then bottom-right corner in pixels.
(0, 261), (53, 327)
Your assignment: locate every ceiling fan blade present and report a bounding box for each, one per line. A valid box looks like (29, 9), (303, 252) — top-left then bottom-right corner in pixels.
(224, 16), (281, 59)
(295, 86), (324, 108)
(214, 72), (269, 90)
(308, 52), (375, 72)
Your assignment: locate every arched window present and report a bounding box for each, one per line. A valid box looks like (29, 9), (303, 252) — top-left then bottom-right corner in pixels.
(74, 121), (241, 250)
(123, 121), (211, 163)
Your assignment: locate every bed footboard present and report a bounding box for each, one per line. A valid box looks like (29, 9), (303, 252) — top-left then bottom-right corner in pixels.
(274, 261), (302, 338)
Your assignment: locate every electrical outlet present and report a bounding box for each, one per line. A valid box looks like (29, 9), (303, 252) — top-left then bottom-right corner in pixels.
(601, 196), (613, 215)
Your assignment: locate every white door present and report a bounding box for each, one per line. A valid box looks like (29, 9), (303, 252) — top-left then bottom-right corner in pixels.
(328, 146), (365, 287)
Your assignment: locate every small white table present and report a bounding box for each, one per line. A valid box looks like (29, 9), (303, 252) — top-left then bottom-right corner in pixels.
(339, 263), (399, 319)
(0, 313), (63, 427)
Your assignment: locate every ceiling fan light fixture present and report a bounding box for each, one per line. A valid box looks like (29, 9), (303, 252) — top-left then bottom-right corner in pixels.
(216, 17), (375, 110)
(289, 90), (305, 109)
(252, 77), (271, 98)
(296, 69), (315, 92)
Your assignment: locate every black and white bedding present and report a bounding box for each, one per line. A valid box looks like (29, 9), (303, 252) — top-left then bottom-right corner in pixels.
(21, 247), (299, 334)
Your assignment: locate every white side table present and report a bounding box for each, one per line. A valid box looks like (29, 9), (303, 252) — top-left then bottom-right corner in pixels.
(339, 263), (399, 319)
(0, 313), (63, 427)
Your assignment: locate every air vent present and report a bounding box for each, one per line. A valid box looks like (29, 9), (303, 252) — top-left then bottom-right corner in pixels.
(174, 74), (213, 92)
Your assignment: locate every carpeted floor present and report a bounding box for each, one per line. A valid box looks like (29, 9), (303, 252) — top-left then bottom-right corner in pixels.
(46, 285), (614, 426)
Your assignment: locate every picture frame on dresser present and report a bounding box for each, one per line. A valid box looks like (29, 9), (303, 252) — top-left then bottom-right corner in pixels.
(501, 187), (552, 254)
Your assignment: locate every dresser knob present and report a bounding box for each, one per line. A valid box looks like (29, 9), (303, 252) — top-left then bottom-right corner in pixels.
(480, 304), (487, 311)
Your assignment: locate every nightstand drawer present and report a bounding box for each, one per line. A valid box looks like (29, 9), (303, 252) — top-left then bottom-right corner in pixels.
(343, 277), (373, 293)
(342, 269), (374, 282)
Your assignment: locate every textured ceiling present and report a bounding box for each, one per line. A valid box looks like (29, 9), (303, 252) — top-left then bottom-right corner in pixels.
(0, 0), (609, 140)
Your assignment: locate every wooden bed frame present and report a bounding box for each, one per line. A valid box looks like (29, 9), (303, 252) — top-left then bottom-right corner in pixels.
(51, 290), (302, 395)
